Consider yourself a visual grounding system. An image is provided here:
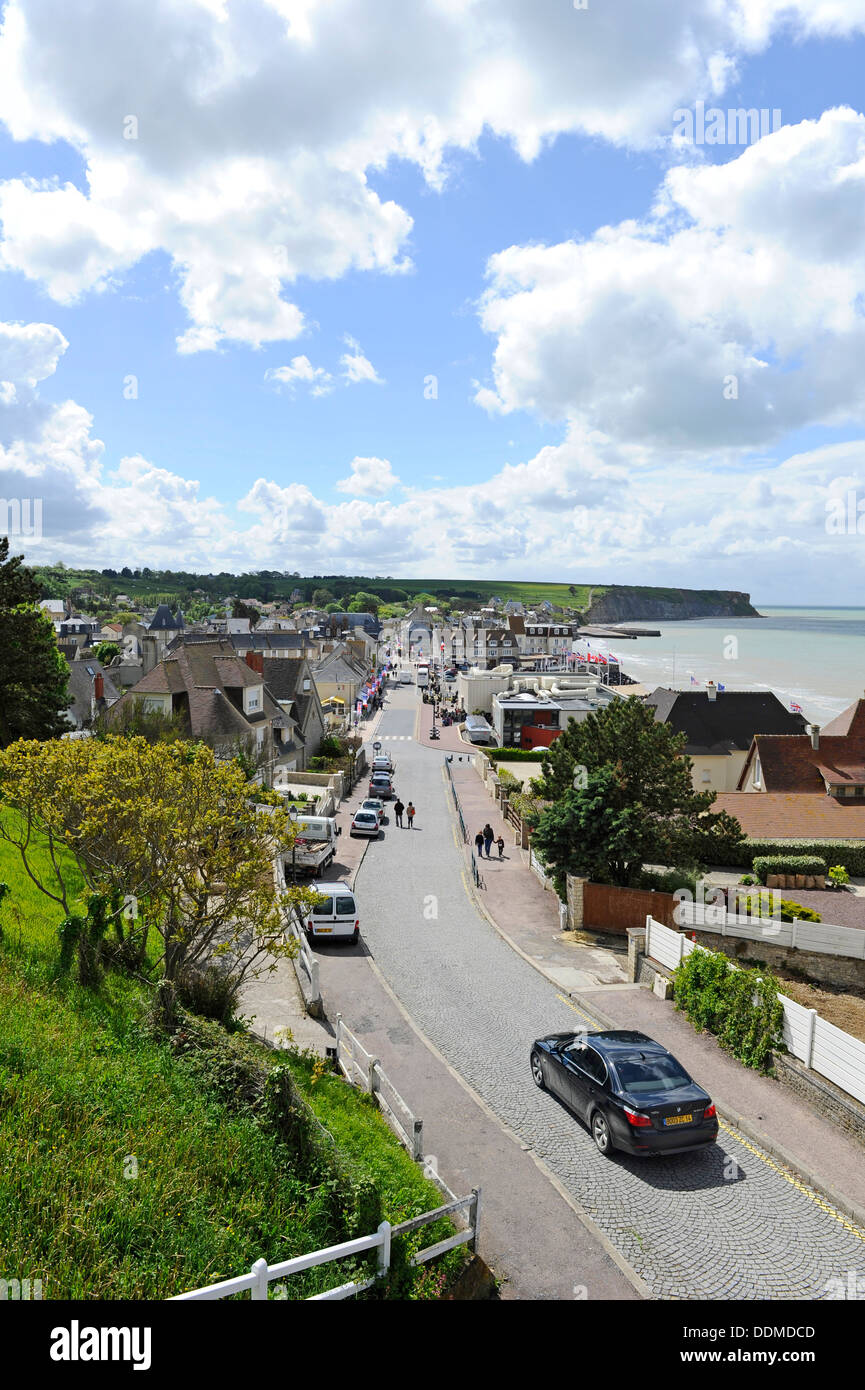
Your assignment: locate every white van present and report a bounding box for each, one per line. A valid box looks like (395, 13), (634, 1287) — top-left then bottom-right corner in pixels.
(305, 881), (359, 944)
(399, 669), (413, 684)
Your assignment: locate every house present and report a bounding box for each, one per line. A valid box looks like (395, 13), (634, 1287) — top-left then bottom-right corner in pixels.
(312, 645), (370, 721)
(710, 693), (865, 845)
(112, 640), (298, 781)
(40, 598), (66, 624)
(260, 657), (326, 766)
(738, 695), (865, 795)
(491, 681), (619, 747)
(646, 686), (808, 793)
(64, 657), (121, 729)
(323, 611), (382, 638)
(58, 614), (100, 649)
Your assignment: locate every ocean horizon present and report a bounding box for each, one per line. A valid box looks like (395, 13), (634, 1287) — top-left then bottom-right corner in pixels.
(609, 605), (865, 724)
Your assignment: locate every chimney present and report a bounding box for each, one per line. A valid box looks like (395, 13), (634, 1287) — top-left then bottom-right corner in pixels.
(706, 681), (717, 702)
(810, 723), (820, 751)
(245, 650), (264, 675)
(94, 672), (104, 701)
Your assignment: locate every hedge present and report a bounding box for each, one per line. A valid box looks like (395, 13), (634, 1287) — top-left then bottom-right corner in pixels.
(484, 748), (549, 763)
(725, 838), (865, 875)
(752, 854), (828, 882)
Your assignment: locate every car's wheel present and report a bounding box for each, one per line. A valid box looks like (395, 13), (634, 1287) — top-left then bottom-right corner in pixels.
(305, 929), (314, 946)
(591, 1109), (613, 1158)
(530, 1051), (545, 1089)
(351, 929), (359, 945)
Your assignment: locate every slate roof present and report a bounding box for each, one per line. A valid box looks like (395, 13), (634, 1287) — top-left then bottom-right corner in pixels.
(647, 688), (808, 756)
(65, 658), (121, 725)
(148, 604), (184, 631)
(713, 792), (865, 840)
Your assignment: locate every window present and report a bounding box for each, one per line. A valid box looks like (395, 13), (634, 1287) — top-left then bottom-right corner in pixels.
(335, 896), (356, 915)
(613, 1055), (691, 1093)
(312, 898), (334, 916)
(581, 1048), (608, 1085)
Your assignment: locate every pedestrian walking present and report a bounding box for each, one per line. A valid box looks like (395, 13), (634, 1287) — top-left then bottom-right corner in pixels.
(496, 835), (505, 859)
(483, 822), (494, 858)
(406, 801), (416, 828)
(474, 830), (484, 857)
(394, 798), (405, 827)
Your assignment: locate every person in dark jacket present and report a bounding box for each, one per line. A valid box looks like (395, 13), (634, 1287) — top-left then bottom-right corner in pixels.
(474, 830), (484, 857)
(394, 798), (405, 827)
(483, 823), (494, 858)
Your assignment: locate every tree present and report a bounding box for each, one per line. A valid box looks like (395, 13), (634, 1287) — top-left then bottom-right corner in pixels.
(232, 598), (259, 628)
(348, 590), (380, 614)
(325, 601), (343, 614)
(0, 736), (311, 993)
(312, 588), (335, 608)
(0, 539), (71, 747)
(94, 641), (121, 665)
(532, 698), (743, 885)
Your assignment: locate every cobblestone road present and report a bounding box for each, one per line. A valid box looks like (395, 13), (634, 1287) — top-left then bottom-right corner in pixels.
(349, 687), (865, 1300)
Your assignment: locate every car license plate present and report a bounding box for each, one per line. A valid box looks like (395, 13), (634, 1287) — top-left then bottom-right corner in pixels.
(316, 927), (333, 933)
(663, 1113), (693, 1126)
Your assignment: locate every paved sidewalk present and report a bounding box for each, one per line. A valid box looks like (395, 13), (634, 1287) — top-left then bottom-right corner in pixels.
(450, 760), (865, 1224)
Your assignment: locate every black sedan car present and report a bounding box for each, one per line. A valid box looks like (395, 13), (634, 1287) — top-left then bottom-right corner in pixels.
(530, 1029), (718, 1158)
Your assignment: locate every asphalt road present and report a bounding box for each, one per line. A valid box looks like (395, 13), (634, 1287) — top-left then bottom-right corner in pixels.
(318, 685), (865, 1299)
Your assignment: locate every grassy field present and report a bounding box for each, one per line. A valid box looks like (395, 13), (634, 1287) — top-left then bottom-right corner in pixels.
(0, 833), (462, 1300)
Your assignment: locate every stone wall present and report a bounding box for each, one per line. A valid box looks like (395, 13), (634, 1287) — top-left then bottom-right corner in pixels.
(773, 1052), (865, 1148)
(693, 928), (865, 991)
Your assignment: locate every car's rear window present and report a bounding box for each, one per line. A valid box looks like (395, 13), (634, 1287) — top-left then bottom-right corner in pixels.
(335, 896), (355, 915)
(312, 898), (333, 916)
(355, 813), (376, 823)
(614, 1055), (692, 1093)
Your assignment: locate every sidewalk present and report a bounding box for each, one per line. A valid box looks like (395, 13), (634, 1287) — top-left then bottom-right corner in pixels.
(449, 761), (865, 1225)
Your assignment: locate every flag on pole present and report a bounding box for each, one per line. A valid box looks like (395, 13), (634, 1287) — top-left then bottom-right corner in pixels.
(791, 700), (803, 712)
(690, 674), (698, 685)
(717, 683), (726, 692)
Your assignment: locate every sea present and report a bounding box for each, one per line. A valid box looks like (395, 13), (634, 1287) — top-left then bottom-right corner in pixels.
(604, 607), (865, 725)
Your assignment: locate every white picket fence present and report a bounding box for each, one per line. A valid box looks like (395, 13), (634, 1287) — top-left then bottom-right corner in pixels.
(676, 898), (865, 960)
(283, 908), (321, 1009)
(171, 1189), (481, 1301)
(645, 916), (865, 1107)
(335, 1014), (424, 1161)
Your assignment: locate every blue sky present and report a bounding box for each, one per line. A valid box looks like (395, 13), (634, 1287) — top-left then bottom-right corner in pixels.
(2, 0), (865, 599)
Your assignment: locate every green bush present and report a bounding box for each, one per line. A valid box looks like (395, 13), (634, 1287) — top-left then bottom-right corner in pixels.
(673, 949), (784, 1073)
(828, 864), (850, 888)
(736, 892), (821, 923)
(495, 769), (520, 791)
(726, 839), (865, 873)
(637, 867), (699, 897)
(485, 747), (549, 763)
(752, 855), (827, 882)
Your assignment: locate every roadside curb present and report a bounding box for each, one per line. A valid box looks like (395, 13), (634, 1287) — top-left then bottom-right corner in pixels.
(444, 779), (865, 1239)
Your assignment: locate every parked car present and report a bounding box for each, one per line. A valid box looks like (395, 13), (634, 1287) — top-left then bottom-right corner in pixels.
(444, 667), (457, 680)
(371, 755), (395, 775)
(305, 882), (359, 944)
(529, 1030), (718, 1158)
(368, 772), (394, 799)
(350, 809), (381, 837)
(360, 797), (386, 823)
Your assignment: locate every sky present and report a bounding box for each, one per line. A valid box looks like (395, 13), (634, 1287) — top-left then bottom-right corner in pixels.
(1, 0), (865, 600)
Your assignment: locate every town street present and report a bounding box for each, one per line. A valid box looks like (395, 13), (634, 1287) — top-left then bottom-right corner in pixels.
(313, 683), (865, 1299)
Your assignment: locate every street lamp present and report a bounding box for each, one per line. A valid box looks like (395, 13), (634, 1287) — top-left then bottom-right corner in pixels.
(288, 805), (297, 884)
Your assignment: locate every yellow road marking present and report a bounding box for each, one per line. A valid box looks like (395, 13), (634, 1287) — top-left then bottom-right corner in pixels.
(716, 1119), (865, 1241)
(556, 991), (865, 1240)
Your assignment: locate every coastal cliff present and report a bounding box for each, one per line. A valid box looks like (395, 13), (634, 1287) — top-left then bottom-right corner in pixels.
(584, 585), (760, 623)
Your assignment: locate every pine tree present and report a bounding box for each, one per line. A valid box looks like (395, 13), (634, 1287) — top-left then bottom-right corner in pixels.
(0, 539), (71, 747)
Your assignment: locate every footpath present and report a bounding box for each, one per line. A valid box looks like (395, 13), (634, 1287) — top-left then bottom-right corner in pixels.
(449, 757), (865, 1229)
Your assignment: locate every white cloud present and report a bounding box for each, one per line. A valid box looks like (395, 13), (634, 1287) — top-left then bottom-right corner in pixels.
(4, 1), (864, 351)
(340, 337), (384, 386)
(475, 108), (865, 452)
(335, 455), (400, 496)
(264, 356), (333, 396)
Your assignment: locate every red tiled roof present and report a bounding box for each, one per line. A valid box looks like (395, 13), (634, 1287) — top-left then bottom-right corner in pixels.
(744, 732), (865, 791)
(714, 792), (865, 839)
